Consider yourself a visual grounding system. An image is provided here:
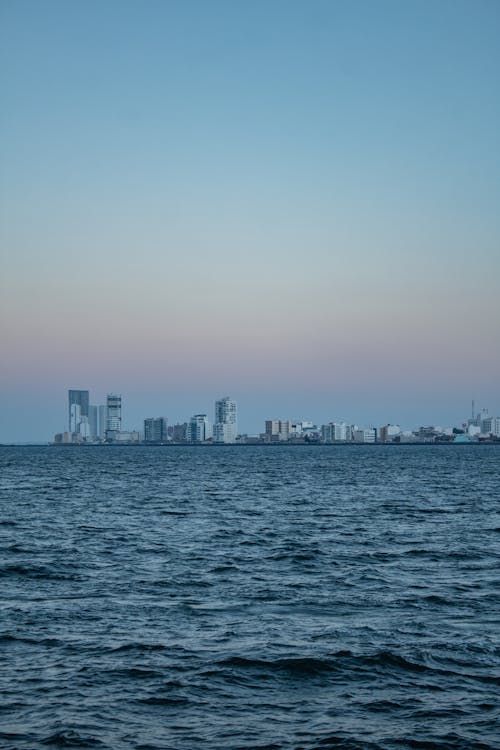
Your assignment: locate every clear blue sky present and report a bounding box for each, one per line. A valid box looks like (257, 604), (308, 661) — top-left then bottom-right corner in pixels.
(1, 0), (499, 441)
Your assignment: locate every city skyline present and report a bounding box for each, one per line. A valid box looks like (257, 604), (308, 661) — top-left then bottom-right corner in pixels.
(49, 388), (500, 445)
(1, 1), (499, 443)
(1, 383), (500, 444)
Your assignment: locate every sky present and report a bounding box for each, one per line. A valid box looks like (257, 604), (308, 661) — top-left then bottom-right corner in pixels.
(1, 0), (499, 441)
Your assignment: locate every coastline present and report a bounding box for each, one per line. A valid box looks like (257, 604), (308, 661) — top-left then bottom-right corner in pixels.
(2, 441), (499, 448)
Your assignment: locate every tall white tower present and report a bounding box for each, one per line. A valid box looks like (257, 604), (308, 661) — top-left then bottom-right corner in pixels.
(214, 396), (237, 443)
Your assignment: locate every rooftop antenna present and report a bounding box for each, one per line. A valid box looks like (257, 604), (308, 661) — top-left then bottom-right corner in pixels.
(472, 399), (475, 420)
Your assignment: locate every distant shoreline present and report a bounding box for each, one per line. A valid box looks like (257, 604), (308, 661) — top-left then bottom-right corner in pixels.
(2, 442), (499, 448)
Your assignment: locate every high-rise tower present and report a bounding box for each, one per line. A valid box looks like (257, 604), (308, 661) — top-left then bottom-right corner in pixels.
(105, 394), (122, 441)
(68, 390), (89, 432)
(214, 396), (237, 443)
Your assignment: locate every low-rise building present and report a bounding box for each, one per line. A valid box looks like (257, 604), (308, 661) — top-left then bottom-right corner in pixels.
(321, 422), (350, 442)
(378, 424), (401, 443)
(265, 419), (292, 441)
(481, 416), (500, 436)
(172, 423), (188, 442)
(353, 428), (376, 443)
(113, 430), (140, 443)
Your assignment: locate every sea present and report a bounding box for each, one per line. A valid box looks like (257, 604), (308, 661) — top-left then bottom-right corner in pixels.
(1, 444), (499, 750)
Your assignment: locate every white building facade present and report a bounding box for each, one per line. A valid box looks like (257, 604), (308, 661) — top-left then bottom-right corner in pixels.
(189, 414), (211, 442)
(265, 419), (292, 441)
(321, 422), (351, 443)
(213, 397), (238, 443)
(353, 428), (376, 443)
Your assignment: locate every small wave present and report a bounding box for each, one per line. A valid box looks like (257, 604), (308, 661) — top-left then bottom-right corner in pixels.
(109, 642), (167, 653)
(404, 548), (432, 556)
(209, 564), (241, 573)
(364, 698), (409, 711)
(360, 650), (446, 678)
(104, 667), (164, 679)
(78, 525), (105, 532)
(269, 551), (321, 562)
(0, 564), (83, 581)
(306, 735), (381, 749)
(211, 649), (500, 688)
(5, 543), (33, 553)
(0, 701), (26, 714)
(137, 696), (190, 706)
(0, 634), (62, 648)
(390, 733), (496, 750)
(0, 730), (25, 741)
(41, 730), (104, 747)
(423, 594), (452, 605)
(355, 651), (500, 686)
(217, 656), (336, 675)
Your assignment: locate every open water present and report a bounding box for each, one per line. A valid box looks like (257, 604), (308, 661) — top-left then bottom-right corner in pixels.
(0, 445), (499, 750)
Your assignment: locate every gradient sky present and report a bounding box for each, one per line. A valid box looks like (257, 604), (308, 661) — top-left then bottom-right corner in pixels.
(1, 0), (499, 441)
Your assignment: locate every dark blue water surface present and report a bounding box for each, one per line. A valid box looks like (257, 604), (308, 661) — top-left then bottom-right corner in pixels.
(1, 445), (499, 750)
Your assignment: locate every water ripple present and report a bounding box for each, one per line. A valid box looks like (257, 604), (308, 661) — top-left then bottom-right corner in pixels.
(1, 444), (499, 750)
